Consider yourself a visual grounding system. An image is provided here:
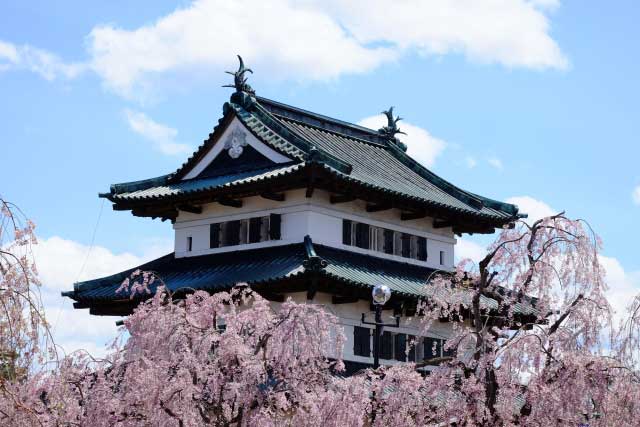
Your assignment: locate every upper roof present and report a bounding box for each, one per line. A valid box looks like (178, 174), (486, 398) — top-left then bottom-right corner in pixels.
(101, 85), (523, 234)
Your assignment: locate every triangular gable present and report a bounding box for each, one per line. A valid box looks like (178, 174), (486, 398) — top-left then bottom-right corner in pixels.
(182, 117), (292, 180)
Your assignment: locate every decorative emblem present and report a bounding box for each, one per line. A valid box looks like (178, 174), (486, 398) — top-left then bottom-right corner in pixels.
(224, 129), (248, 159)
(222, 55), (255, 95)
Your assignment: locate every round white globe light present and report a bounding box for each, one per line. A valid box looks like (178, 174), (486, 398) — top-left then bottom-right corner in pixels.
(372, 284), (391, 305)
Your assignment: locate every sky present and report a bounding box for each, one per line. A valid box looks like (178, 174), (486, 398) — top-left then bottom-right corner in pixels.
(1, 0), (639, 356)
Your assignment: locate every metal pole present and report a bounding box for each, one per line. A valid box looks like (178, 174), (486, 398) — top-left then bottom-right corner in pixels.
(373, 304), (383, 369)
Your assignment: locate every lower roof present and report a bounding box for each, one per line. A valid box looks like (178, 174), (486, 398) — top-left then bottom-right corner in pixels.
(62, 239), (437, 305)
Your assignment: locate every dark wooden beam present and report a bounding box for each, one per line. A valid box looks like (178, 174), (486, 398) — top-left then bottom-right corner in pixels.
(369, 303), (394, 311)
(332, 295), (359, 305)
(330, 194), (356, 204)
(452, 225), (495, 235)
(260, 192), (285, 202)
(305, 186), (315, 198)
(401, 211), (426, 221)
(306, 164), (316, 198)
(393, 304), (404, 317)
(218, 197), (243, 208)
(433, 219), (453, 229)
(307, 277), (319, 301)
(260, 292), (285, 303)
(177, 204), (202, 214)
(366, 203), (392, 213)
(132, 207), (178, 220)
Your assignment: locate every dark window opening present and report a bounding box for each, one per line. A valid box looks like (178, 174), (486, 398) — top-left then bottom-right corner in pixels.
(209, 214), (280, 249)
(380, 331), (394, 360)
(342, 219), (431, 262)
(407, 335), (416, 362)
(353, 326), (371, 357)
(442, 339), (455, 357)
(423, 337), (441, 360)
(394, 333), (407, 362)
(187, 236), (192, 252)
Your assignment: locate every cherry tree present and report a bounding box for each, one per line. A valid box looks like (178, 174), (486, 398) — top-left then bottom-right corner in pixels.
(1, 206), (640, 426)
(0, 197), (50, 381)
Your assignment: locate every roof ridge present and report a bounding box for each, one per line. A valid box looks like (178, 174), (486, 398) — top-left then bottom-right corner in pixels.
(256, 96), (387, 143)
(272, 113), (388, 149)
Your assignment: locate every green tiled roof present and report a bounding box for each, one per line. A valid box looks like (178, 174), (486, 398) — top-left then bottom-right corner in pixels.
(62, 240), (436, 304)
(100, 92), (521, 227)
(108, 164), (303, 201)
(62, 243), (308, 303)
(62, 237), (535, 317)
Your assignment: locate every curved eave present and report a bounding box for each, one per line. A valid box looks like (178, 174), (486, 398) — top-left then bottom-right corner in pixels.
(104, 162), (516, 232)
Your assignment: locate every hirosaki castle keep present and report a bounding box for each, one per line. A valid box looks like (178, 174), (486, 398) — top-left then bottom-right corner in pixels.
(63, 58), (524, 371)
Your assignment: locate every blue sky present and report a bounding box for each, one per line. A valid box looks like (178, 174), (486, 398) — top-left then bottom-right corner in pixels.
(2, 0), (639, 354)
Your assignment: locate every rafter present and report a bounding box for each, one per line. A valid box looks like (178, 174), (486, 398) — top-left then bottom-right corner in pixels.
(177, 204), (203, 214)
(330, 194), (356, 204)
(218, 197), (243, 208)
(366, 203), (392, 213)
(331, 295), (359, 304)
(400, 211), (426, 221)
(433, 219), (453, 229)
(260, 192), (285, 202)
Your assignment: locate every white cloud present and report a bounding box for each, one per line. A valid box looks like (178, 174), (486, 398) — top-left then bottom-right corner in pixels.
(85, 0), (568, 97)
(456, 238), (486, 264)
(358, 114), (446, 167)
(2, 1), (568, 96)
(33, 236), (172, 357)
(465, 156), (477, 169)
(632, 185), (640, 205)
(505, 195), (557, 223)
(124, 109), (192, 155)
(88, 0), (395, 97)
(528, 0), (560, 10)
(599, 255), (640, 324)
(487, 156), (503, 170)
(0, 39), (85, 81)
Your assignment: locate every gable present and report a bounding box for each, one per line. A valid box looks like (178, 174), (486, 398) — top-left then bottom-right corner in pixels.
(182, 117), (292, 180)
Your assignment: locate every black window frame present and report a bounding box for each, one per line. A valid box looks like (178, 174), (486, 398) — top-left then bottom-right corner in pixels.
(380, 331), (394, 360)
(342, 219), (431, 262)
(394, 333), (407, 362)
(209, 214), (280, 250)
(353, 326), (371, 357)
(423, 337), (442, 361)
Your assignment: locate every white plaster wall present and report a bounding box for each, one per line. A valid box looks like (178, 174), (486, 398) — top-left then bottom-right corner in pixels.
(173, 189), (457, 269)
(272, 292), (454, 367)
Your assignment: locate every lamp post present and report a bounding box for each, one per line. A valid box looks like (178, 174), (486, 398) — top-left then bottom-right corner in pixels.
(361, 284), (400, 369)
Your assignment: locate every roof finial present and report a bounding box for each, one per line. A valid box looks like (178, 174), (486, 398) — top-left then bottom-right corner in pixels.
(223, 55), (255, 94)
(379, 107), (408, 151)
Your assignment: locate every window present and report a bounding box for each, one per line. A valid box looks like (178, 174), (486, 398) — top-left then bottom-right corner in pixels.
(353, 326), (371, 357)
(439, 250), (445, 266)
(342, 219), (428, 262)
(407, 335), (416, 362)
(210, 214), (281, 249)
(423, 337), (441, 360)
(442, 339), (455, 357)
(421, 337), (455, 361)
(380, 331), (394, 360)
(187, 236), (192, 252)
(394, 333), (407, 361)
